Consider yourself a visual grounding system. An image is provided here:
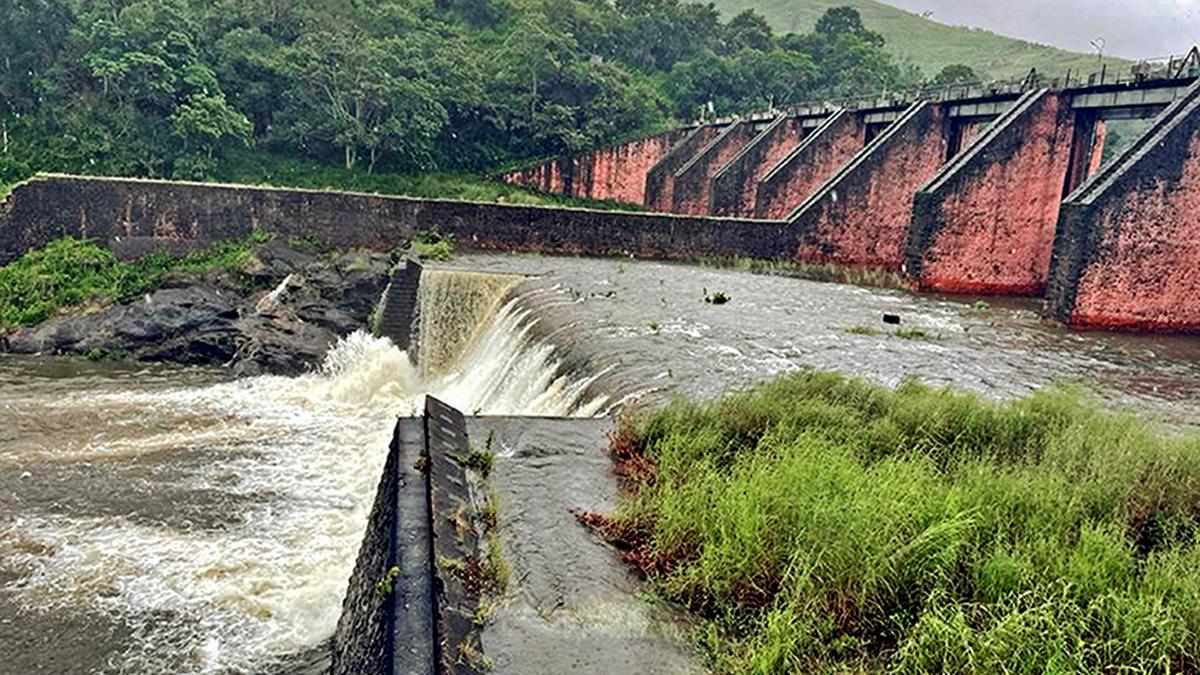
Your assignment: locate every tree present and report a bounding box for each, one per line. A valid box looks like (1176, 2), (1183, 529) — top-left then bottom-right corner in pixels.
(276, 31), (448, 172)
(815, 6), (882, 46)
(170, 92), (251, 177)
(931, 64), (982, 87)
(721, 10), (773, 54)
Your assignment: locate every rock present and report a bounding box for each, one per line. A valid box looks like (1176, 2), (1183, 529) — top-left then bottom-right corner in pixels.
(6, 286), (242, 366)
(230, 312), (338, 377)
(3, 243), (394, 376)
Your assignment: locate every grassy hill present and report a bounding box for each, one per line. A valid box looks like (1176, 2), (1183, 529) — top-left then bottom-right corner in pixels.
(711, 0), (1130, 81)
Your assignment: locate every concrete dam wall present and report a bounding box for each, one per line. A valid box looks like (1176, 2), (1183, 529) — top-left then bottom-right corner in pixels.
(500, 75), (1200, 333)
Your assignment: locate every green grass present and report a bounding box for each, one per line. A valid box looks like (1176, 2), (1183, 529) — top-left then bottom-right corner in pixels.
(606, 372), (1200, 673)
(0, 233), (270, 334)
(710, 0), (1129, 81)
(408, 229), (456, 263)
(211, 149), (643, 212)
(892, 327), (937, 340)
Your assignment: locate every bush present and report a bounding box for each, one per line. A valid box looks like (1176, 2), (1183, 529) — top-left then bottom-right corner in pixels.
(0, 233), (272, 334)
(610, 372), (1200, 673)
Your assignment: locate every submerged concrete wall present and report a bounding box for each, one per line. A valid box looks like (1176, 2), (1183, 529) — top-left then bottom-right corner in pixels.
(789, 102), (949, 269)
(753, 111), (865, 220)
(1046, 80), (1200, 332)
(0, 174), (789, 266)
(908, 91), (1076, 295)
(501, 130), (690, 205)
(670, 120), (758, 215)
(710, 116), (806, 217)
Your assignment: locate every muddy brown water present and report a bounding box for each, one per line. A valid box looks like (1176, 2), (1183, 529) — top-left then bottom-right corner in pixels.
(2, 253), (1198, 674)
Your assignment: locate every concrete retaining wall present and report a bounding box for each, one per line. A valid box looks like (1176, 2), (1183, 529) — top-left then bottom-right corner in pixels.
(0, 174), (788, 266)
(375, 260), (423, 351)
(332, 418), (435, 675)
(789, 102), (949, 270)
(753, 111), (865, 220)
(1046, 80), (1200, 332)
(710, 117), (806, 218)
(908, 91), (1076, 295)
(501, 129), (690, 205)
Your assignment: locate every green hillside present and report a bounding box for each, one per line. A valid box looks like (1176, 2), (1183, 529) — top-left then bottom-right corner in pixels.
(711, 0), (1130, 81)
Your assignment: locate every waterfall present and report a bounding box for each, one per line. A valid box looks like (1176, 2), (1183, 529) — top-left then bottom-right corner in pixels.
(0, 264), (624, 675)
(412, 269), (522, 378)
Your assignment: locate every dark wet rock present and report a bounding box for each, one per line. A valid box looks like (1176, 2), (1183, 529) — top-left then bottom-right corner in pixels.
(6, 285), (243, 365)
(2, 244), (392, 376)
(231, 311), (338, 377)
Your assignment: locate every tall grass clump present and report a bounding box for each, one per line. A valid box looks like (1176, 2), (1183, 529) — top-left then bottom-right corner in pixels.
(606, 371), (1200, 673)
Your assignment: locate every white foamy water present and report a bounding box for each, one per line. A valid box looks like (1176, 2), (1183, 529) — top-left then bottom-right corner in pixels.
(1, 274), (608, 673)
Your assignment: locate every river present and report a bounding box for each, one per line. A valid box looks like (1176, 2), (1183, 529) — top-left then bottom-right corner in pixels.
(2, 253), (1197, 673)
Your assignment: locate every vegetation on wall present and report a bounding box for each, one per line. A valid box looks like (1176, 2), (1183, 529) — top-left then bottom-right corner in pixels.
(598, 371), (1200, 672)
(1, 1), (922, 193)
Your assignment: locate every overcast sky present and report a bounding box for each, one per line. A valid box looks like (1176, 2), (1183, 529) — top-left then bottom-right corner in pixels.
(882, 0), (1199, 59)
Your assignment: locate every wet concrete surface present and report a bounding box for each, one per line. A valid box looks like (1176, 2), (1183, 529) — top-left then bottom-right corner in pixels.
(469, 418), (701, 675)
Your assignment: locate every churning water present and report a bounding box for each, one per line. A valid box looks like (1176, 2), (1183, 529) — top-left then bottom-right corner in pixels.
(0, 269), (606, 674)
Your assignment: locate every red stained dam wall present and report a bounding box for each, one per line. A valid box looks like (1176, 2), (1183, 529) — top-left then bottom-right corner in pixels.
(908, 91), (1077, 295)
(710, 117), (806, 217)
(1047, 81), (1200, 332)
(753, 111), (865, 220)
(644, 126), (723, 212)
(502, 129), (690, 205)
(788, 102), (949, 270)
(670, 121), (758, 215)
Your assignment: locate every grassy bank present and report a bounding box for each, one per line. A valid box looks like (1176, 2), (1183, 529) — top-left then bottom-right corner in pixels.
(602, 372), (1200, 673)
(0, 235), (268, 333)
(211, 150), (642, 212)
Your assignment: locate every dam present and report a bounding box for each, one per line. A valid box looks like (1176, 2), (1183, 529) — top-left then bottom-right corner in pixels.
(3, 248), (1200, 673)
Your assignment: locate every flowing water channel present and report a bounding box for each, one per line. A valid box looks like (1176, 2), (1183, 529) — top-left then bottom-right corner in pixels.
(2, 254), (1199, 674)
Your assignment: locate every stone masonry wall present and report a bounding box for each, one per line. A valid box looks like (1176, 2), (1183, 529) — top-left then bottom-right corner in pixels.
(670, 121), (758, 215)
(908, 91), (1077, 295)
(789, 103), (949, 270)
(753, 111), (865, 220)
(1047, 81), (1200, 332)
(710, 117), (806, 218)
(644, 126), (723, 212)
(502, 129), (690, 205)
(0, 174), (789, 266)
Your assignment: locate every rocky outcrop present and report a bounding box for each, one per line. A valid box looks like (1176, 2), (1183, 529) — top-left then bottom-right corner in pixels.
(3, 243), (392, 375)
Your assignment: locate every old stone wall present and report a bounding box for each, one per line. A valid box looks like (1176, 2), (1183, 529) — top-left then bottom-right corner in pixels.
(0, 174), (788, 266)
(644, 126), (723, 212)
(1047, 81), (1200, 332)
(908, 91), (1076, 295)
(753, 111), (865, 220)
(501, 130), (690, 205)
(789, 102), (949, 270)
(670, 120), (758, 215)
(710, 117), (806, 218)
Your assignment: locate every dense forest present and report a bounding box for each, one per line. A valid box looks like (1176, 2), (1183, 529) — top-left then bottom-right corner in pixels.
(0, 1), (953, 189)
